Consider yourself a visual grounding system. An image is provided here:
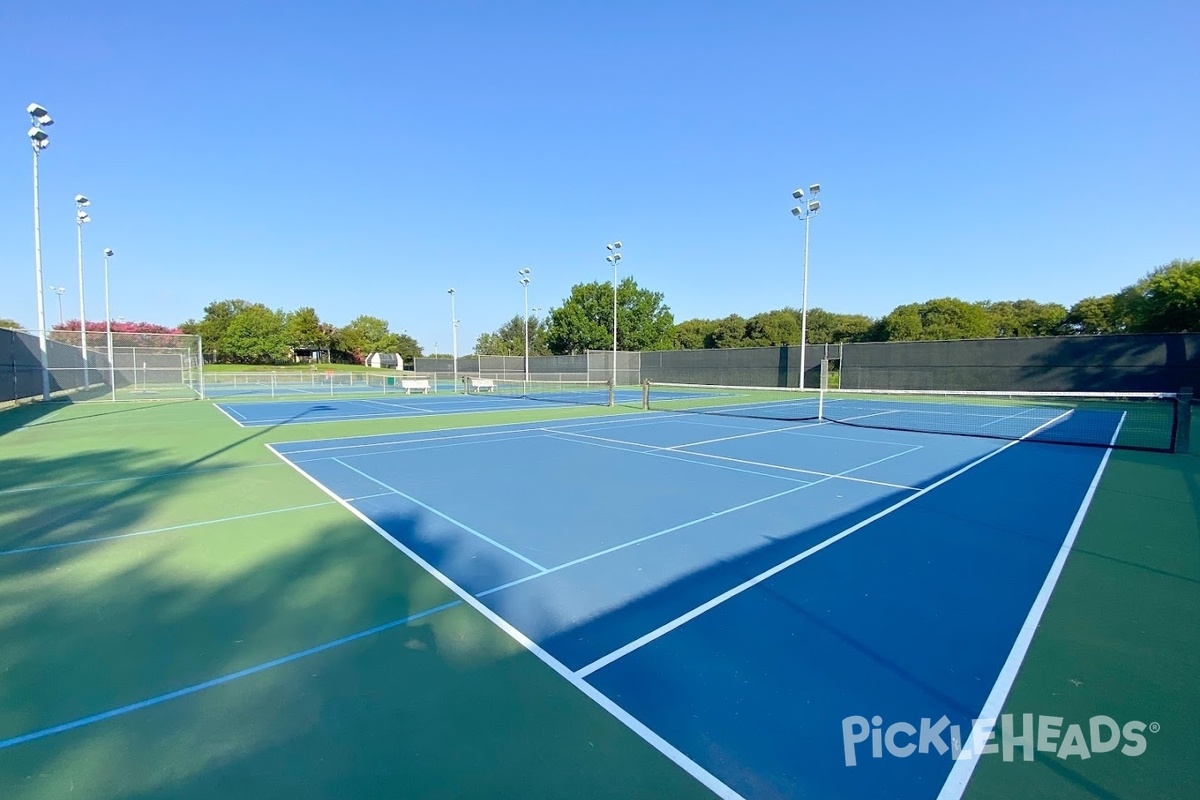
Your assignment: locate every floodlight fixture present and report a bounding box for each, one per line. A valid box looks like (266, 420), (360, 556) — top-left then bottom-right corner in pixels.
(792, 188), (804, 199)
(447, 287), (455, 294)
(518, 267), (530, 276)
(808, 200), (820, 213)
(809, 184), (821, 196)
(104, 248), (114, 257)
(28, 127), (49, 143)
(606, 255), (615, 264)
(27, 104), (53, 125)
(791, 206), (802, 217)
(77, 211), (91, 223)
(75, 194), (90, 207)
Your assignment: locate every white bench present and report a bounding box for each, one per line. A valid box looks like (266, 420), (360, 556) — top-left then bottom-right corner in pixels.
(466, 377), (495, 393)
(400, 378), (431, 395)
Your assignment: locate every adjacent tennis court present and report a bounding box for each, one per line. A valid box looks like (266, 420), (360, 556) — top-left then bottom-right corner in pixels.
(215, 380), (644, 427)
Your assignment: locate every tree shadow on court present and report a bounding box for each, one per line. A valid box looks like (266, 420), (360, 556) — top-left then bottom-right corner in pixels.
(0, 402), (716, 800)
(0, 510), (712, 800)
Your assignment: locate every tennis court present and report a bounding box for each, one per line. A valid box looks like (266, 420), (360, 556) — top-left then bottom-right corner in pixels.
(0, 388), (1195, 800)
(266, 404), (1126, 798)
(214, 380), (646, 427)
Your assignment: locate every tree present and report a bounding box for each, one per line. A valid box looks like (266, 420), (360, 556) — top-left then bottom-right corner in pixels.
(672, 319), (719, 349)
(222, 304), (288, 363)
(745, 310), (801, 346)
(284, 307), (324, 349)
(1118, 259), (1200, 333)
(1060, 295), (1121, 334)
(710, 314), (750, 348)
(0, 318), (23, 330)
(979, 300), (1069, 337)
(794, 307), (877, 343)
(476, 315), (549, 356)
(546, 278), (674, 354)
(337, 315), (412, 362)
(187, 299), (255, 363)
(876, 298), (993, 341)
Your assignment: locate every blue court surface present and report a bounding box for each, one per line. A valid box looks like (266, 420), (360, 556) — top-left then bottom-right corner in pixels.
(215, 388), (646, 426)
(269, 411), (1118, 799)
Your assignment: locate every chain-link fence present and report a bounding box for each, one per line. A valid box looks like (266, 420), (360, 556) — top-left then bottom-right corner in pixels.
(2, 329), (203, 403)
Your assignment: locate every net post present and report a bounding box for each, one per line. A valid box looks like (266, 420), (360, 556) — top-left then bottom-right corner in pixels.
(642, 380), (650, 411)
(1175, 387), (1192, 454)
(818, 358), (828, 420)
(608, 378), (615, 408)
(200, 340), (206, 399)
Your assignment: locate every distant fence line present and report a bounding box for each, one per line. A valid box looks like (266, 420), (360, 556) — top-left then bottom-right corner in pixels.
(7, 330), (1197, 404)
(413, 334), (1200, 393)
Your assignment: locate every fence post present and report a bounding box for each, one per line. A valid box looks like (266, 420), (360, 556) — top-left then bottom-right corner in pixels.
(1175, 387), (1192, 454)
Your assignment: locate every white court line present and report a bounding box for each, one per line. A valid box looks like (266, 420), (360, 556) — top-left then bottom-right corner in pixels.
(275, 413), (673, 455)
(330, 458), (548, 572)
(662, 421), (829, 450)
(354, 399), (435, 414)
(540, 434), (813, 485)
(575, 409), (1073, 679)
(979, 405), (1043, 428)
(935, 413), (1124, 800)
(233, 399), (611, 428)
(266, 443), (745, 800)
(213, 404), (246, 426)
(310, 434), (548, 464)
(0, 501), (343, 556)
(478, 440), (924, 599)
(552, 430), (921, 492)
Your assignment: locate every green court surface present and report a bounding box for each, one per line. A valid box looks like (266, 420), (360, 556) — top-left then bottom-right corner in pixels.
(0, 399), (1196, 799)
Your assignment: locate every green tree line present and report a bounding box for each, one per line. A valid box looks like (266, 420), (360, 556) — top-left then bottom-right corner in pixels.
(180, 300), (420, 364)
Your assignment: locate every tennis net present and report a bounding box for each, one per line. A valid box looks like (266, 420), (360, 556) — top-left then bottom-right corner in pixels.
(644, 381), (1181, 452)
(468, 377), (615, 407)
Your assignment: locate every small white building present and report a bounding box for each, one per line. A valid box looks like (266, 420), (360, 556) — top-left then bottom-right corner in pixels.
(365, 352), (403, 369)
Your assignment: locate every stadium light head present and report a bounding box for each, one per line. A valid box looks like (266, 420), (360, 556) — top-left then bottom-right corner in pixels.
(75, 194), (90, 207)
(518, 267), (530, 275)
(77, 211), (91, 223)
(27, 103), (53, 126)
(791, 206), (803, 217)
(519, 277), (530, 286)
(792, 188), (804, 199)
(605, 255), (615, 264)
(808, 200), (820, 213)
(447, 287), (455, 294)
(104, 248), (114, 257)
(28, 126), (49, 142)
(809, 184), (821, 196)
(612, 253), (622, 263)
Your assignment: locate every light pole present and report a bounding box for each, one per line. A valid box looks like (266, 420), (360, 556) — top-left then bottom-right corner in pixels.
(28, 103), (52, 401)
(518, 268), (531, 383)
(49, 286), (66, 325)
(605, 242), (622, 405)
(103, 248), (115, 400)
(447, 288), (458, 391)
(75, 194), (92, 387)
(790, 184), (821, 388)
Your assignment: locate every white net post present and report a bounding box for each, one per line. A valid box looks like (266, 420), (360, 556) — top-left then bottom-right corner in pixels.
(197, 336), (206, 399)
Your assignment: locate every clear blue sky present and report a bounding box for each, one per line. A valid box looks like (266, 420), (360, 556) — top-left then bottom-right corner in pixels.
(2, 1), (1197, 352)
